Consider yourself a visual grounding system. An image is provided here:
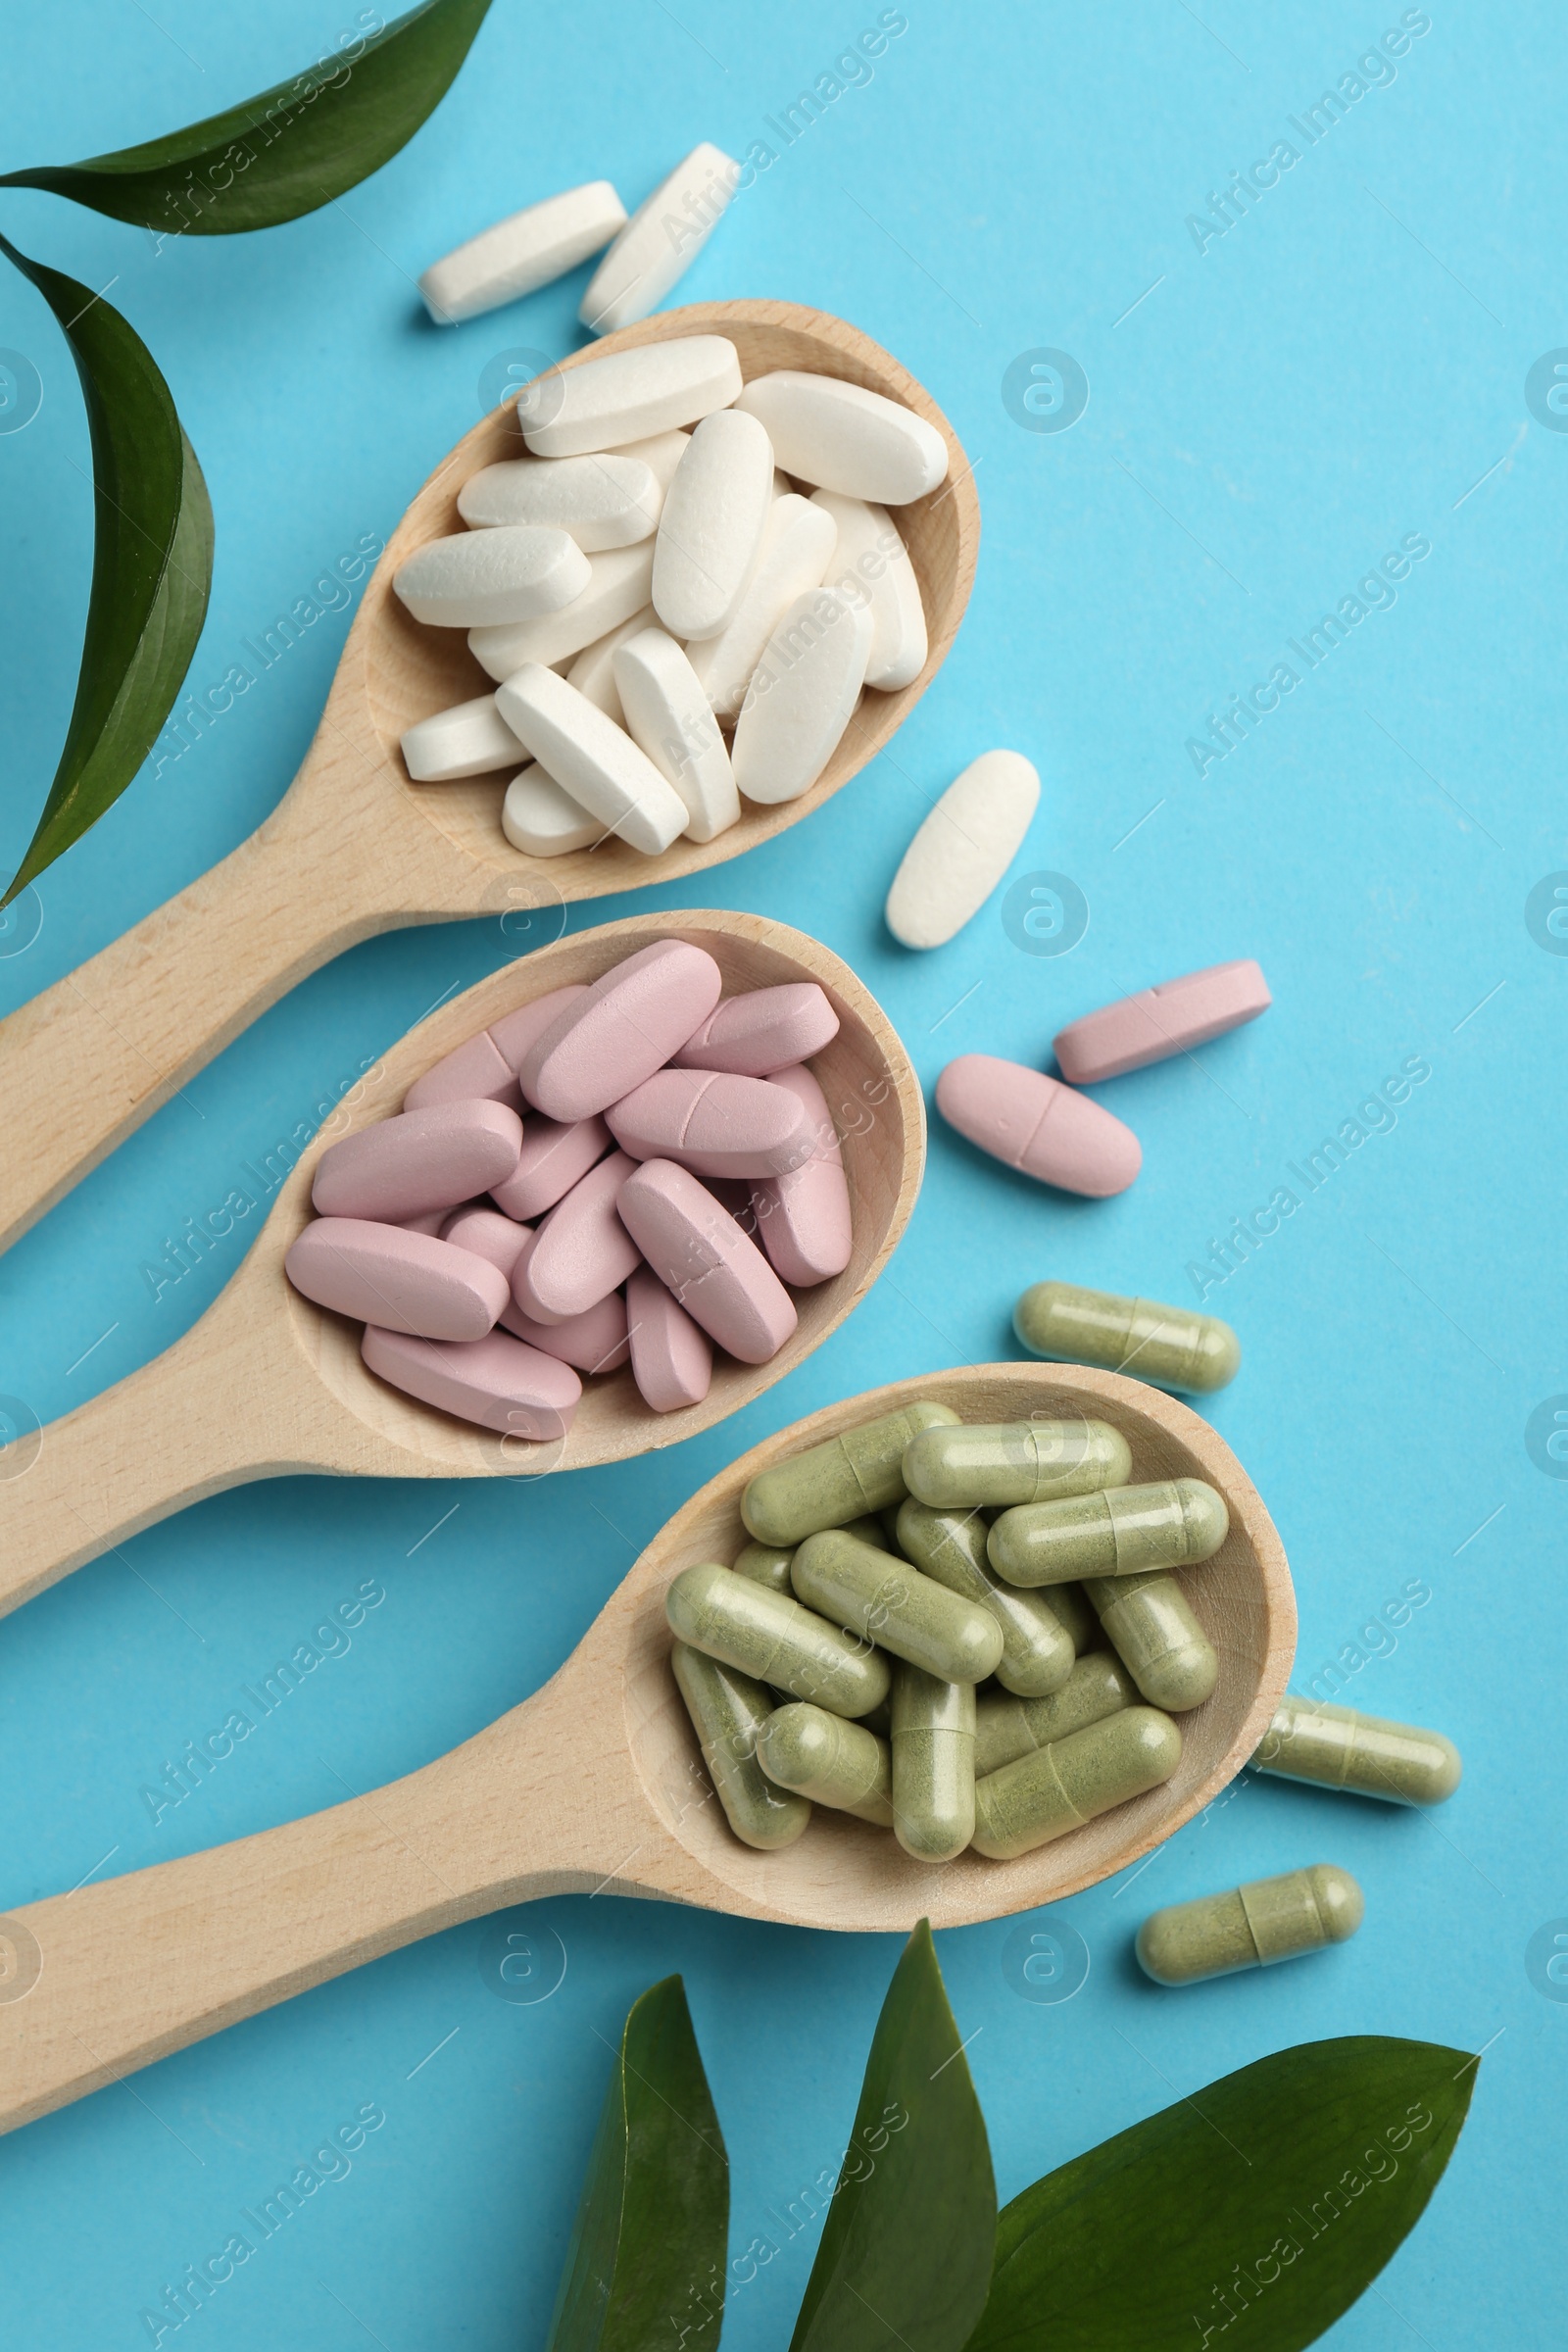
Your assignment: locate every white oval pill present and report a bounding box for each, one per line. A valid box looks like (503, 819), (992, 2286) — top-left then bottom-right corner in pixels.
(731, 588), (874, 807)
(653, 409), (774, 640)
(419, 181), (627, 324)
(811, 491), (927, 691)
(393, 525), (588, 628)
(401, 694), (526, 783)
(495, 664), (689, 855)
(884, 751), (1042, 950)
(522, 334), (742, 459)
(683, 495), (837, 718)
(468, 542), (656, 677)
(458, 453), (661, 548)
(612, 627), (741, 844)
(607, 429), (691, 485)
(578, 145), (740, 335)
(501, 764), (603, 857)
(565, 607), (658, 725)
(735, 371), (949, 505)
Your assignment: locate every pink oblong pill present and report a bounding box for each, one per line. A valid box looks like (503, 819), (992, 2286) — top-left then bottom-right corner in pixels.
(1054, 959), (1271, 1085)
(286, 1219), (511, 1341)
(312, 1100), (523, 1222)
(490, 1111), (611, 1221)
(441, 1204), (532, 1279)
(605, 1069), (811, 1179)
(671, 983), (840, 1076)
(616, 1158), (798, 1364)
(501, 1286), (631, 1374)
(487, 983), (590, 1073)
(749, 1062), (853, 1287)
(403, 1029), (523, 1115)
(361, 1324), (580, 1440)
(399, 1207), (453, 1236)
(626, 1263), (712, 1411)
(517, 940), (723, 1121)
(936, 1054), (1141, 1198)
(514, 1150), (642, 1322)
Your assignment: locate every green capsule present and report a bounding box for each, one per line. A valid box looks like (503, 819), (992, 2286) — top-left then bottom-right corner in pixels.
(989, 1479), (1228, 1587)
(1038, 1579), (1099, 1653)
(791, 1530), (1004, 1685)
(902, 1418), (1133, 1511)
(974, 1651), (1138, 1776)
(895, 1497), (1075, 1697)
(840, 1513), (894, 1550)
(1252, 1696), (1461, 1806)
(741, 1399), (961, 1545)
(669, 1642), (811, 1851)
(1136, 1864), (1364, 1984)
(972, 1705), (1182, 1859)
(756, 1702), (894, 1825)
(1014, 1280), (1240, 1394)
(666, 1562), (890, 1718)
(890, 1664), (976, 1862)
(732, 1539), (795, 1594)
(1088, 1571), (1217, 1710)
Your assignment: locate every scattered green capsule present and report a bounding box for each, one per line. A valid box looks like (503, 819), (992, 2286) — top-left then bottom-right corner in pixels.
(757, 1703), (894, 1825)
(840, 1513), (893, 1550)
(890, 1663), (976, 1862)
(1038, 1579), (1099, 1653)
(1088, 1571), (1217, 1710)
(895, 1497), (1075, 1697)
(974, 1651), (1137, 1776)
(741, 1399), (961, 1545)
(732, 1539), (795, 1594)
(972, 1705), (1182, 1859)
(669, 1642), (811, 1851)
(1136, 1864), (1364, 1984)
(902, 1418), (1133, 1510)
(791, 1529), (1004, 1685)
(666, 1562), (890, 1718)
(989, 1479), (1228, 1587)
(1252, 1696), (1461, 1806)
(1014, 1280), (1240, 1394)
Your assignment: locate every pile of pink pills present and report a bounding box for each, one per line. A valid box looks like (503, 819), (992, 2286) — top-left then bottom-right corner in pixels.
(284, 941), (856, 1440)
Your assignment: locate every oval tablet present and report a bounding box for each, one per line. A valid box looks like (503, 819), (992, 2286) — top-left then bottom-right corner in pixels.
(501, 1284), (630, 1374)
(684, 495), (837, 718)
(612, 627), (741, 843)
(1054, 959), (1271, 1086)
(616, 1158), (798, 1364)
(936, 1055), (1141, 1198)
(459, 453), (661, 548)
(579, 147), (740, 334)
(285, 1218), (511, 1341)
(749, 1062), (852, 1289)
(673, 984), (839, 1075)
(607, 1069), (811, 1179)
(522, 333), (743, 458)
(440, 1204), (532, 1280)
(470, 541), (657, 675)
(518, 940), (723, 1121)
(885, 752), (1041, 951)
(566, 607), (659, 725)
(403, 1030), (522, 1117)
(625, 1262), (712, 1412)
(495, 664), (688, 855)
(812, 491), (927, 691)
(490, 1111), (610, 1222)
(653, 409), (774, 640)
(361, 1323), (580, 1440)
(731, 588), (874, 806)
(312, 1100), (523, 1222)
(487, 984), (590, 1074)
(393, 525), (589, 628)
(401, 694), (526, 783)
(513, 1150), (641, 1322)
(736, 371), (949, 505)
(419, 180), (627, 324)
(501, 764), (603, 857)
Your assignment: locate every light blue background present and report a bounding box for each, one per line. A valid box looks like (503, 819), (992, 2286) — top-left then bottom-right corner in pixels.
(0, 3), (1560, 2343)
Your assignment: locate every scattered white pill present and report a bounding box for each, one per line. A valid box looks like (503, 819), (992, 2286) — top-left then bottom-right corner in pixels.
(522, 334), (743, 459)
(735, 371), (949, 505)
(565, 606), (658, 724)
(731, 588), (873, 806)
(608, 429), (691, 486)
(578, 144), (740, 335)
(458, 452), (661, 549)
(393, 524), (589, 628)
(811, 491), (927, 691)
(496, 663), (690, 854)
(401, 694), (526, 783)
(653, 410), (774, 641)
(467, 541), (656, 676)
(613, 626), (741, 843)
(501, 764), (604, 857)
(419, 180), (628, 325)
(884, 751), (1041, 950)
(684, 494), (837, 718)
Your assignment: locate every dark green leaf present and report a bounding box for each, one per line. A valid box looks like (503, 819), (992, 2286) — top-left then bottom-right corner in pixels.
(0, 238), (212, 902)
(791, 1921), (996, 2352)
(0, 0), (492, 237)
(969, 2035), (1477, 2352)
(546, 1976), (729, 2352)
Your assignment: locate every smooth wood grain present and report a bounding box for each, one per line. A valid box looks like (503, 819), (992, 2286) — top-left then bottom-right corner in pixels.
(0, 300), (979, 1254)
(0, 908), (923, 1617)
(0, 1363), (1295, 2137)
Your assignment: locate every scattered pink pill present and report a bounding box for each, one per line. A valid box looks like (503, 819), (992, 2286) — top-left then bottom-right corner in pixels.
(403, 1029), (523, 1116)
(490, 1111), (612, 1221)
(617, 1158), (798, 1364)
(625, 1263), (712, 1412)
(361, 1323), (580, 1440)
(441, 1204), (532, 1279)
(750, 1062), (853, 1287)
(399, 1207), (452, 1237)
(936, 1054), (1141, 1198)
(312, 1100), (523, 1222)
(518, 940), (723, 1121)
(286, 1218), (511, 1341)
(671, 982), (840, 1076)
(487, 983), (589, 1074)
(1053, 959), (1271, 1085)
(514, 1149), (642, 1323)
(501, 1286), (631, 1374)
(605, 1068), (812, 1179)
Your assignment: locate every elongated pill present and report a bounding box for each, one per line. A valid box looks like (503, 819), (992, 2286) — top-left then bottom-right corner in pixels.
(1252, 1697), (1462, 1806)
(685, 495), (837, 717)
(674, 984), (839, 1075)
(400, 1208), (454, 1236)
(420, 180), (627, 324)
(654, 409), (774, 639)
(617, 1158), (798, 1363)
(612, 627), (740, 843)
(625, 1262), (711, 1412)
(520, 941), (722, 1121)
(736, 372), (949, 505)
(611, 429), (692, 487)
(361, 1324), (580, 1440)
(285, 1218), (511, 1341)
(579, 146), (740, 334)
(895, 1499), (1074, 1698)
(401, 694), (526, 783)
(812, 491), (926, 690)
(890, 1665), (975, 1862)
(514, 1151), (640, 1322)
(459, 453), (661, 548)
(742, 1400), (961, 1545)
(492, 1112), (612, 1221)
(990, 1480), (1229, 1587)
(1014, 1279), (1241, 1394)
(1137, 1865), (1364, 1985)
(904, 1418), (1133, 1510)
(1054, 960), (1272, 1086)
(937, 1056), (1141, 1198)
(502, 1285), (630, 1374)
(394, 525), (589, 627)
(1038, 1580), (1099, 1653)
(885, 752), (1041, 950)
(313, 1101), (522, 1222)
(501, 764), (603, 857)
(607, 1069), (811, 1179)
(404, 1030), (522, 1116)
(665, 1562), (890, 1716)
(732, 1540), (795, 1594)
(974, 1652), (1138, 1776)
(758, 1702), (893, 1824)
(567, 608), (660, 725)
(487, 985), (590, 1074)
(471, 542), (657, 673)
(731, 588), (874, 806)
(670, 1643), (809, 1851)
(441, 1204), (530, 1276)
(749, 1062), (853, 1289)
(1088, 1572), (1217, 1710)
(524, 333), (743, 457)
(495, 664), (689, 855)
(973, 1705), (1182, 1859)
(791, 1530), (1004, 1685)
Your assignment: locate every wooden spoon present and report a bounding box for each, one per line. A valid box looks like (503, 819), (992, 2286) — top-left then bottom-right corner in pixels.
(0, 907), (923, 1621)
(0, 1362), (1294, 2138)
(0, 299), (978, 1257)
